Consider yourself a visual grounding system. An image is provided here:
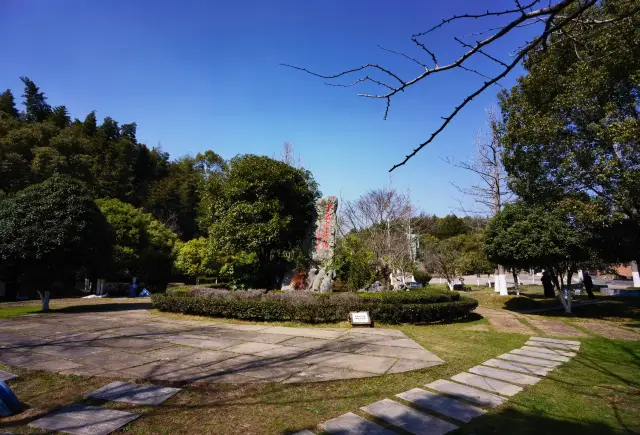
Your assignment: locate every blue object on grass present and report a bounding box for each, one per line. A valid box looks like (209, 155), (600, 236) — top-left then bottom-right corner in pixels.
(0, 380), (21, 414)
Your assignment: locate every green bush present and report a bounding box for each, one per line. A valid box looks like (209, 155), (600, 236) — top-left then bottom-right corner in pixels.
(358, 288), (458, 304)
(151, 289), (476, 324)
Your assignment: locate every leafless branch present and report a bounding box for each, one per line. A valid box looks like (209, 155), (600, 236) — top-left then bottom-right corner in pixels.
(378, 45), (427, 69)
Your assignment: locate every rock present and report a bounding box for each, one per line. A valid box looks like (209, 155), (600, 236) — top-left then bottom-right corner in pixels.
(319, 270), (335, 293)
(311, 197), (338, 264)
(281, 269), (296, 291)
(312, 267), (326, 292)
(306, 268), (318, 289)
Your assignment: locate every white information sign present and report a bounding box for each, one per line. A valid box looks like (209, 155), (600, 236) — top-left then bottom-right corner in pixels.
(349, 311), (371, 326)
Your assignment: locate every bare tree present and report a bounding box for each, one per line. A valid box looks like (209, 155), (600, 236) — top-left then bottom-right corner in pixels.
(279, 141), (302, 168)
(340, 187), (415, 284)
(284, 0), (640, 171)
(446, 107), (511, 217)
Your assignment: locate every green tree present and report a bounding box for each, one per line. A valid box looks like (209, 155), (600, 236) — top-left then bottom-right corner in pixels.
(96, 198), (178, 288)
(499, 0), (640, 269)
(0, 175), (112, 310)
(174, 237), (218, 283)
(421, 234), (465, 284)
(83, 111), (98, 136)
(431, 214), (470, 240)
(0, 89), (19, 118)
(456, 232), (492, 276)
(333, 234), (376, 291)
(50, 105), (71, 128)
(208, 155), (320, 288)
(20, 77), (51, 123)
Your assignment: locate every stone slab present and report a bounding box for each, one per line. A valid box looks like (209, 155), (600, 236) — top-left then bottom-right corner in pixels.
(261, 326), (346, 340)
(164, 335), (244, 350)
(521, 345), (575, 357)
(387, 359), (443, 374)
(529, 336), (581, 346)
(285, 365), (377, 383)
(30, 358), (84, 372)
(140, 346), (201, 362)
(319, 352), (397, 374)
(469, 365), (541, 385)
(482, 358), (552, 376)
(88, 337), (169, 352)
(498, 353), (562, 368)
(511, 348), (571, 362)
(357, 344), (443, 362)
(451, 372), (523, 396)
(525, 340), (580, 352)
(374, 338), (424, 349)
(396, 388), (486, 423)
(362, 398), (458, 435)
(34, 345), (110, 358)
(74, 350), (157, 371)
(29, 404), (140, 435)
(87, 381), (181, 405)
(426, 379), (507, 408)
(0, 370), (17, 381)
(224, 342), (287, 355)
(347, 328), (406, 338)
(212, 323), (270, 332)
(320, 412), (396, 435)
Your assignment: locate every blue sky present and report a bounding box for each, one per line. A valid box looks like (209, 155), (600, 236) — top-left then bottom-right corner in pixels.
(0, 0), (536, 216)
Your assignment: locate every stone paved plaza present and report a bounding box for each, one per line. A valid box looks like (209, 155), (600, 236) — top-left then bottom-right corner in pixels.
(0, 309), (443, 383)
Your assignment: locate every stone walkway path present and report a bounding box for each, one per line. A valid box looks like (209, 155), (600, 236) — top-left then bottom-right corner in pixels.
(296, 336), (580, 435)
(0, 310), (443, 384)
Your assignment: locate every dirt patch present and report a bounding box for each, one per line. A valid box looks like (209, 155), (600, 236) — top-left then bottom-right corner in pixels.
(576, 322), (640, 340)
(525, 318), (587, 337)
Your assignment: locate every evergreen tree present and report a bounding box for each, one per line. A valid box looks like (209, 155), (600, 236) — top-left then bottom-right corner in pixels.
(50, 105), (71, 128)
(83, 111), (97, 136)
(20, 77), (51, 122)
(0, 89), (19, 118)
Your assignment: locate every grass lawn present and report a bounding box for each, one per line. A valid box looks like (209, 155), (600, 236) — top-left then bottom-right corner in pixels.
(0, 292), (638, 434)
(0, 305), (42, 318)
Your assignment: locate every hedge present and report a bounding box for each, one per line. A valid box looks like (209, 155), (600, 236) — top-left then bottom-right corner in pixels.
(151, 291), (477, 324)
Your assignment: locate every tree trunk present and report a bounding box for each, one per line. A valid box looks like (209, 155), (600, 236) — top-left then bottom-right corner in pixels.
(495, 264), (508, 296)
(512, 269), (520, 296)
(632, 261), (640, 288)
(37, 290), (51, 312)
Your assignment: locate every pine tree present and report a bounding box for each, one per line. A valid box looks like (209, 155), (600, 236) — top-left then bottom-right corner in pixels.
(50, 105), (71, 128)
(20, 77), (51, 122)
(0, 89), (19, 118)
(83, 111), (97, 136)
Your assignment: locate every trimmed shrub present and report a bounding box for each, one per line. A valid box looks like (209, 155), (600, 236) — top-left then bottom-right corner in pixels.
(151, 289), (476, 324)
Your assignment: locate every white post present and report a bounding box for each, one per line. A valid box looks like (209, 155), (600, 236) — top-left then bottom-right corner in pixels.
(632, 261), (640, 287)
(476, 276), (480, 286)
(531, 269), (535, 285)
(495, 265), (508, 296)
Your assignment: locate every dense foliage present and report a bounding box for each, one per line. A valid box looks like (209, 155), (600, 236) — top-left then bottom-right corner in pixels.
(0, 175), (112, 308)
(174, 237), (219, 283)
(152, 288), (477, 324)
(208, 154), (320, 288)
(499, 0), (640, 266)
(96, 198), (179, 288)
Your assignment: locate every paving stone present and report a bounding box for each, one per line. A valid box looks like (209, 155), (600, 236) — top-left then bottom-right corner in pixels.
(347, 328), (406, 338)
(526, 319), (587, 337)
(357, 344), (443, 362)
(0, 370), (17, 381)
(30, 358), (84, 372)
(511, 348), (571, 362)
(74, 350), (157, 371)
(254, 346), (309, 359)
(285, 365), (377, 383)
(396, 388), (486, 423)
(224, 342), (287, 355)
(320, 412), (396, 435)
(261, 326), (346, 340)
(482, 358), (552, 376)
(497, 353), (562, 368)
(176, 350), (243, 368)
(213, 323), (270, 332)
(362, 398), (458, 435)
(95, 337), (170, 352)
(123, 361), (203, 382)
(209, 330), (296, 344)
(0, 350), (54, 366)
(521, 345), (576, 357)
(387, 359), (443, 374)
(282, 337), (369, 353)
(373, 338), (424, 349)
(87, 381), (181, 405)
(140, 346), (201, 361)
(165, 334), (244, 350)
(576, 321), (640, 340)
(524, 340), (579, 352)
(34, 345), (110, 358)
(451, 372), (523, 396)
(195, 371), (268, 383)
(29, 404), (140, 435)
(529, 336), (581, 346)
(468, 365), (541, 385)
(320, 352), (397, 374)
(426, 379), (507, 408)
